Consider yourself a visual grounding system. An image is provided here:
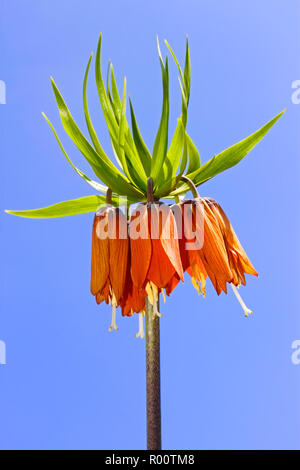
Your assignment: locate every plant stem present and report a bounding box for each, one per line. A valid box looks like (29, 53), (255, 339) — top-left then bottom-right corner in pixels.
(145, 296), (161, 450)
(180, 175), (199, 198)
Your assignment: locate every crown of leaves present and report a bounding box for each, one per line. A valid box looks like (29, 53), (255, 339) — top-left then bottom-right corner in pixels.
(7, 34), (285, 218)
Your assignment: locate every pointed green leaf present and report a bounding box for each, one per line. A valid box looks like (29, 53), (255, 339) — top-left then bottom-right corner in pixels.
(186, 132), (201, 173)
(129, 98), (151, 176)
(6, 195), (108, 218)
(151, 38), (169, 181)
(189, 109), (286, 185)
(118, 77), (131, 180)
(95, 34), (147, 191)
(156, 119), (186, 197)
(83, 53), (108, 158)
(164, 39), (190, 127)
(51, 77), (142, 198)
(183, 36), (191, 105)
(108, 61), (152, 178)
(179, 139), (188, 175)
(160, 118), (185, 184)
(43, 113), (107, 194)
(5, 193), (138, 219)
(109, 63), (122, 122)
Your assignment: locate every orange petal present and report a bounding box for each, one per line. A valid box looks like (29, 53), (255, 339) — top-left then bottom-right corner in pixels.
(205, 198), (258, 278)
(120, 272), (147, 317)
(165, 272), (181, 296)
(200, 200), (233, 282)
(147, 237), (176, 288)
(109, 208), (129, 303)
(130, 204), (152, 289)
(159, 204), (184, 281)
(147, 204), (177, 288)
(90, 212), (109, 296)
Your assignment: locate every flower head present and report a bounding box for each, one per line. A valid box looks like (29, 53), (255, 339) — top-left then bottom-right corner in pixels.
(91, 205), (129, 330)
(130, 202), (184, 313)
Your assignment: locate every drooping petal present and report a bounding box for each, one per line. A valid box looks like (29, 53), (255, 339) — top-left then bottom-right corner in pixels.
(95, 278), (110, 304)
(145, 204), (175, 287)
(159, 204), (184, 281)
(130, 204), (152, 289)
(147, 237), (176, 288)
(200, 199), (233, 286)
(165, 272), (181, 296)
(120, 266), (147, 317)
(90, 212), (109, 296)
(109, 208), (129, 303)
(204, 198), (258, 281)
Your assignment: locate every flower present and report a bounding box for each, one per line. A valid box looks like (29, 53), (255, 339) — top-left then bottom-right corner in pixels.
(90, 205), (129, 331)
(171, 196), (257, 316)
(176, 198), (232, 296)
(130, 202), (184, 316)
(203, 197), (258, 286)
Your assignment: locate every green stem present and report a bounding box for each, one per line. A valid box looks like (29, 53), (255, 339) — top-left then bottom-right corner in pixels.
(145, 297), (161, 450)
(180, 175), (199, 198)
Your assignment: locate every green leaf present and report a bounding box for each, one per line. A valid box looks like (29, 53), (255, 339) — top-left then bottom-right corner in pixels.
(155, 119), (185, 197)
(5, 195), (108, 218)
(109, 63), (122, 122)
(164, 38), (190, 127)
(95, 34), (147, 191)
(162, 39), (190, 184)
(50, 77), (142, 199)
(118, 77), (131, 179)
(83, 53), (108, 158)
(129, 98), (151, 176)
(108, 60), (151, 184)
(151, 38), (169, 181)
(186, 132), (201, 173)
(155, 174), (181, 199)
(42, 112), (108, 194)
(160, 118), (185, 184)
(183, 36), (191, 106)
(189, 109), (286, 186)
(179, 139), (188, 175)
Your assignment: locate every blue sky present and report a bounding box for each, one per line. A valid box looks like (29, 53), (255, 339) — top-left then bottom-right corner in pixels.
(1, 0), (300, 449)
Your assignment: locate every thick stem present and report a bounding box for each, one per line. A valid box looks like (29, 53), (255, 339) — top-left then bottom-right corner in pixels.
(145, 296), (161, 450)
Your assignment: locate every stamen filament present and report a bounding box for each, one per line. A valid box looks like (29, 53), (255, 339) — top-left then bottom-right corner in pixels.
(152, 299), (162, 318)
(108, 304), (118, 331)
(231, 283), (253, 317)
(135, 312), (145, 339)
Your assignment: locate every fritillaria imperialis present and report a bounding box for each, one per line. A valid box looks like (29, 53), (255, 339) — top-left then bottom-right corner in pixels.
(6, 33), (284, 449)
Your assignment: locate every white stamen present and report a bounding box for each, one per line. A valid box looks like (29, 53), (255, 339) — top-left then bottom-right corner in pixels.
(108, 304), (118, 331)
(135, 312), (145, 339)
(231, 283), (253, 317)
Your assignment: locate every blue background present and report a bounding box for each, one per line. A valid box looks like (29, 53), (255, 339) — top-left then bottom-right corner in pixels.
(1, 0), (300, 450)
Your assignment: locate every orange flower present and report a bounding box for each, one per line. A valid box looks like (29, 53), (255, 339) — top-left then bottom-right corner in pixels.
(130, 202), (184, 315)
(90, 206), (129, 331)
(176, 198), (233, 296)
(174, 197), (257, 316)
(203, 197), (258, 286)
